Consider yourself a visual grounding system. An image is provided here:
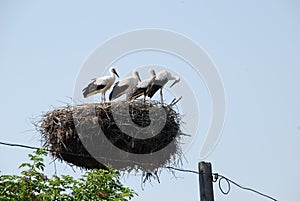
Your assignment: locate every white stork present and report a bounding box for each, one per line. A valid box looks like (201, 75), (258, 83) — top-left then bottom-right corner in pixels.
(129, 69), (156, 101)
(147, 70), (180, 104)
(82, 67), (119, 102)
(109, 70), (141, 101)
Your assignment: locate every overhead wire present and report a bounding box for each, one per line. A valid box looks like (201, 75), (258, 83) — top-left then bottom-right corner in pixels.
(0, 141), (277, 201)
(166, 166), (277, 200)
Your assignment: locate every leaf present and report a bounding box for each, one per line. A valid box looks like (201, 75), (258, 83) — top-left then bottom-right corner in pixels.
(18, 163), (31, 169)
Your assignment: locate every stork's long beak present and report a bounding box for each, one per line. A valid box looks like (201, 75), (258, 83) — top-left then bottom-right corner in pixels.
(137, 74), (141, 82)
(113, 69), (119, 78)
(170, 79), (180, 88)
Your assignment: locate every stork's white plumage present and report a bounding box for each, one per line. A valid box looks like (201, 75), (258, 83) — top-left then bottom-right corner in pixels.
(130, 69), (156, 101)
(147, 70), (180, 103)
(109, 70), (141, 101)
(82, 67), (119, 102)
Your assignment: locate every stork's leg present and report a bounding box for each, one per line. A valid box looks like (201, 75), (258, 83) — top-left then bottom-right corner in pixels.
(143, 92), (146, 103)
(102, 93), (105, 103)
(160, 88), (164, 104)
(101, 93), (104, 103)
(103, 92), (106, 103)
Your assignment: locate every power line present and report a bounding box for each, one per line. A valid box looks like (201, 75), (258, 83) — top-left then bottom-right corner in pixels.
(166, 166), (199, 175)
(0, 141), (40, 150)
(0, 141), (277, 201)
(214, 173), (277, 201)
(166, 167), (277, 201)
(0, 141), (175, 168)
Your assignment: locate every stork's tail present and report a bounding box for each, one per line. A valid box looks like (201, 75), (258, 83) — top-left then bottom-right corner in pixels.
(82, 87), (90, 98)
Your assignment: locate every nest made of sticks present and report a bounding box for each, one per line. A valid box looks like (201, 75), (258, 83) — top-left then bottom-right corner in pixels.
(39, 100), (183, 173)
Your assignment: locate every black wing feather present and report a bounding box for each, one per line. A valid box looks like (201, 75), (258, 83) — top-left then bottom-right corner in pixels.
(147, 84), (161, 98)
(82, 80), (106, 98)
(109, 81), (131, 101)
(147, 78), (168, 98)
(130, 87), (147, 100)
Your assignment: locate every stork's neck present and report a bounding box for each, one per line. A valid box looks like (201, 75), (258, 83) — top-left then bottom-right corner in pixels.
(110, 71), (115, 78)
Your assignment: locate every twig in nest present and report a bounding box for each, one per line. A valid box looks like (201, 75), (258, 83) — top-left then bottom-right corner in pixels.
(170, 96), (182, 107)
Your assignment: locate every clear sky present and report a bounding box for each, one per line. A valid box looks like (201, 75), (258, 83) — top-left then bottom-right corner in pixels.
(1, 1), (300, 200)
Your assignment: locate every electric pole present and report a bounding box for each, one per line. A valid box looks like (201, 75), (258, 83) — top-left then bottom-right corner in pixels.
(199, 161), (214, 201)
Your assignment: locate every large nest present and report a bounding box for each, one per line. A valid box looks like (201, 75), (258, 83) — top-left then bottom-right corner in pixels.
(39, 100), (183, 173)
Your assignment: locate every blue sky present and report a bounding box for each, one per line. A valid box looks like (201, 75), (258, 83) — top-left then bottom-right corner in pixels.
(1, 1), (300, 200)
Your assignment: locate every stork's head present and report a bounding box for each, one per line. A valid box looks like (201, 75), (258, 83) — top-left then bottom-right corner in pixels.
(148, 69), (156, 77)
(133, 70), (141, 82)
(170, 76), (180, 88)
(109, 67), (119, 78)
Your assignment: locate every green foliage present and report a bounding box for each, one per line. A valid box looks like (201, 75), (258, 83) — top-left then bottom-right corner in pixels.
(0, 149), (136, 201)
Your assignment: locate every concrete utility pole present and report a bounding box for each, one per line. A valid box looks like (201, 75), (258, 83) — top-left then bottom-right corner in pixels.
(198, 162), (214, 201)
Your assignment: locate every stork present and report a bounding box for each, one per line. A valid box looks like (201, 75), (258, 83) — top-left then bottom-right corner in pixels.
(82, 67), (119, 103)
(129, 69), (156, 101)
(109, 70), (141, 101)
(147, 70), (180, 104)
